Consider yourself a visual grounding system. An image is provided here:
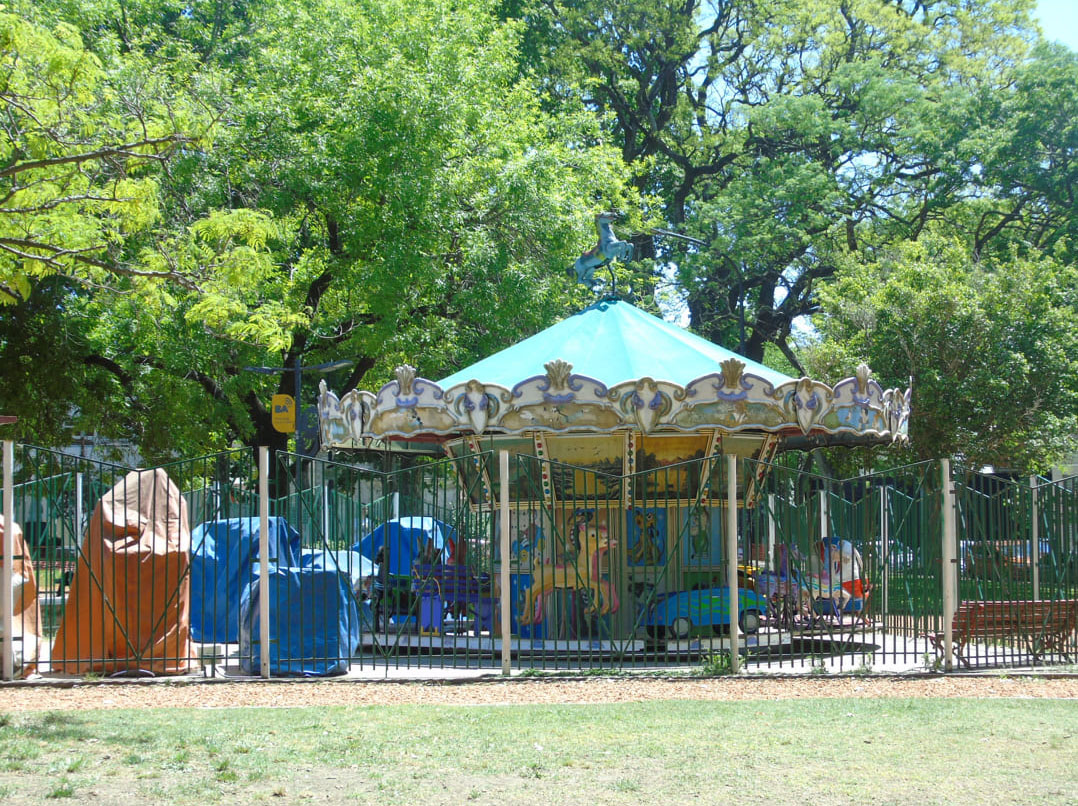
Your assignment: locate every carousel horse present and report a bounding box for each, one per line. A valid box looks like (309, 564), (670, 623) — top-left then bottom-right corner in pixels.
(518, 524), (619, 625)
(805, 542), (853, 620)
(573, 212), (635, 285)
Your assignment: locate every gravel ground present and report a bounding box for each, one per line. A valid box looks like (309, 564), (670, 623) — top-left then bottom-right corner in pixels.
(0, 674), (1076, 711)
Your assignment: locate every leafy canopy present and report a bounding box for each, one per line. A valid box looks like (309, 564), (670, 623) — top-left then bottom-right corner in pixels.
(0, 0), (639, 455)
(0, 11), (219, 305)
(810, 233), (1078, 472)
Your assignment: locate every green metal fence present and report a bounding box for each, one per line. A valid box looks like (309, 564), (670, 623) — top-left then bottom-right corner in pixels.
(3, 441), (1076, 679)
(3, 446), (130, 671)
(266, 450), (498, 674)
(734, 459), (946, 671)
(951, 469), (1078, 668)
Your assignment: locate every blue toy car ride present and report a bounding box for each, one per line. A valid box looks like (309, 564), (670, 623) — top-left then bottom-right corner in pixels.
(645, 586), (769, 639)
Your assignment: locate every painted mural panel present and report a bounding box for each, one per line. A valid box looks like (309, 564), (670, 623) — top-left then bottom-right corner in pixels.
(494, 509), (549, 569)
(634, 435), (709, 500)
(679, 505), (723, 567)
(626, 507), (666, 567)
(546, 435), (623, 500)
(451, 436), (541, 504)
(493, 437), (544, 501)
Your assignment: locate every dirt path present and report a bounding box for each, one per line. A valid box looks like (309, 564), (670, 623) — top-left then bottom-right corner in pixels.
(1, 674), (1075, 711)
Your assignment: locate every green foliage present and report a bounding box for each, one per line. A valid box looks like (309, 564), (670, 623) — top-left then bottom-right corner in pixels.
(972, 43), (1078, 265)
(0, 10), (217, 306)
(696, 651), (734, 676)
(44, 778), (75, 799)
(810, 233), (1078, 471)
(1, 0), (636, 455)
(508, 0), (1074, 371)
(3, 0), (1075, 469)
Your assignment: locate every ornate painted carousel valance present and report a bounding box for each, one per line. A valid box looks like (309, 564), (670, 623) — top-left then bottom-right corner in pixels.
(317, 299), (910, 450)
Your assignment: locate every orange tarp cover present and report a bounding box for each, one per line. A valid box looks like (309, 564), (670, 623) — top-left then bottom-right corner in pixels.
(51, 468), (195, 675)
(0, 520), (41, 676)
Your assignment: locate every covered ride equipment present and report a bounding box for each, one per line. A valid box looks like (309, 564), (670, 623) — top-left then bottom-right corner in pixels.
(51, 469), (195, 675)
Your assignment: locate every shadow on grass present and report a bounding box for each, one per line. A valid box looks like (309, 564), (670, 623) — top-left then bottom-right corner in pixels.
(6, 711), (97, 742)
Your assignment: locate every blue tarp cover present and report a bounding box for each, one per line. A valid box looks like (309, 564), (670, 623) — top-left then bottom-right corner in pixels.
(301, 549), (372, 595)
(301, 549), (374, 630)
(190, 517), (302, 643)
(352, 517), (454, 575)
(239, 566), (361, 676)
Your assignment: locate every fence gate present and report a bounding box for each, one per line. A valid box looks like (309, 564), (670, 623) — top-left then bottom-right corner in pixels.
(268, 450), (497, 674)
(952, 469), (1078, 668)
(2, 446), (264, 677)
(737, 459), (944, 671)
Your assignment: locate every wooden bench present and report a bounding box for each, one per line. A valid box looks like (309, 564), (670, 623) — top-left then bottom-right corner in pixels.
(411, 563), (497, 635)
(929, 600), (1078, 667)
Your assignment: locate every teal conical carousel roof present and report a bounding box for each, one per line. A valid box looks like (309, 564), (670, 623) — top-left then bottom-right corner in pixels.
(438, 298), (794, 388)
(318, 296), (911, 446)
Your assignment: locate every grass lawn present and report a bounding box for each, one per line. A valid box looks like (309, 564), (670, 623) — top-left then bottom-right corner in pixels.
(0, 697), (1074, 805)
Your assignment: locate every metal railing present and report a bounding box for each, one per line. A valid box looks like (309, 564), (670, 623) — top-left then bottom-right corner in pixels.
(2, 441), (1075, 679)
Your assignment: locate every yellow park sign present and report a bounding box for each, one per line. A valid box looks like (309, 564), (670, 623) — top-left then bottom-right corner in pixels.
(271, 394), (296, 432)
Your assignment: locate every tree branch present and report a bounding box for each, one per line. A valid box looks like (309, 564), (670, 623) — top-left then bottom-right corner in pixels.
(0, 135), (190, 178)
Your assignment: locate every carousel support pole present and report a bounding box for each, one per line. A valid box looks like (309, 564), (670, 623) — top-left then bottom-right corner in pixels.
(725, 454), (740, 674)
(819, 489), (830, 540)
(499, 450), (511, 677)
(767, 494), (776, 572)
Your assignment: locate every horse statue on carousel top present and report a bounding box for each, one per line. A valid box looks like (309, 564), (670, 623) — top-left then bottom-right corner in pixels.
(573, 212), (635, 286)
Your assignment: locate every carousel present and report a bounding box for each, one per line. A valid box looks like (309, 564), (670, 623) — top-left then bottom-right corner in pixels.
(317, 217), (909, 655)
(316, 292), (911, 655)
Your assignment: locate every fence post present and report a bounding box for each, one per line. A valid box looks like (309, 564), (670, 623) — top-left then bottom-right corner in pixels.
(880, 486), (889, 626)
(1030, 475), (1040, 601)
(322, 482), (331, 547)
(258, 447), (271, 679)
(2, 441), (13, 681)
(818, 489), (829, 540)
(941, 459), (957, 672)
(767, 493), (776, 572)
(74, 469), (84, 551)
(499, 450), (511, 677)
(725, 454), (740, 674)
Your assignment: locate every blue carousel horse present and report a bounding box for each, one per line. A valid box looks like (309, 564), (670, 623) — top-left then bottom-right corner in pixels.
(573, 212), (635, 285)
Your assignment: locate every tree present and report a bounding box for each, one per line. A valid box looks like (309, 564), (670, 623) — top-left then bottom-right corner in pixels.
(2, 0), (638, 456)
(506, 0), (1072, 369)
(808, 233), (1078, 472)
(965, 42), (1078, 264)
(0, 11), (216, 305)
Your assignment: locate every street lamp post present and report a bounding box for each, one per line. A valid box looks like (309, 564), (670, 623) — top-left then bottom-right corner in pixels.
(244, 357), (353, 450)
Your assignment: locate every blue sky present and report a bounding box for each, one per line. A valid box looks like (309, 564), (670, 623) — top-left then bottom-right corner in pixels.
(1036, 0), (1078, 51)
